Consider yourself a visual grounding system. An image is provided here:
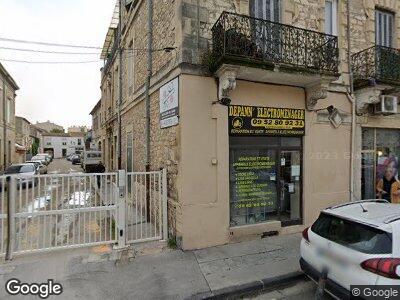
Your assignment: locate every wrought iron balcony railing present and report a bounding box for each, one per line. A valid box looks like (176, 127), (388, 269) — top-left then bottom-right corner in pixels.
(103, 40), (118, 75)
(352, 45), (400, 87)
(211, 12), (339, 75)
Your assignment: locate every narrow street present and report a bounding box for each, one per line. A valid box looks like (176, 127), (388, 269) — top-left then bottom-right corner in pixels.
(47, 158), (83, 174)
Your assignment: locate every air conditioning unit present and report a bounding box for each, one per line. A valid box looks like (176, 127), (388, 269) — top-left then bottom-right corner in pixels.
(374, 95), (398, 115)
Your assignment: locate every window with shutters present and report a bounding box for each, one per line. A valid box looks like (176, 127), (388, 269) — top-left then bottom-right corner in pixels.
(127, 40), (134, 96)
(249, 0), (281, 60)
(375, 9), (394, 47)
(325, 0), (337, 36)
(250, 0), (280, 22)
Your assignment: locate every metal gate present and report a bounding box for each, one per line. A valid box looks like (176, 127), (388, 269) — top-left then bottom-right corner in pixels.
(125, 170), (167, 244)
(0, 169), (167, 258)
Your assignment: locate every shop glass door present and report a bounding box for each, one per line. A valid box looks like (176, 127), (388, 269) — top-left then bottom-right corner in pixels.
(278, 150), (302, 225)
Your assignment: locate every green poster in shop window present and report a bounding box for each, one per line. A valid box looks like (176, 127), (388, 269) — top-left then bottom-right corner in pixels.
(232, 153), (277, 211)
(229, 105), (305, 136)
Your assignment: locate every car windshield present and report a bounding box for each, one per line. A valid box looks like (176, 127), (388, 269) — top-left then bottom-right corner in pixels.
(311, 212), (393, 254)
(5, 165), (35, 174)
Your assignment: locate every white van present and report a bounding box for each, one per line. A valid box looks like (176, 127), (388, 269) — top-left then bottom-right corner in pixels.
(82, 150), (102, 172)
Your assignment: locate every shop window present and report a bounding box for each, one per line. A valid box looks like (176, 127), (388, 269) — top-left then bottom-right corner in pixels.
(229, 136), (302, 227)
(362, 127), (374, 150)
(361, 128), (400, 202)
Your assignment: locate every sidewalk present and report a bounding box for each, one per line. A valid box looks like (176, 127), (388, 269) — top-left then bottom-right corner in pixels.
(0, 233), (303, 300)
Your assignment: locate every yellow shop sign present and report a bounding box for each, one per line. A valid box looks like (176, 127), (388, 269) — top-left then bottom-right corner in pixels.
(228, 105), (305, 136)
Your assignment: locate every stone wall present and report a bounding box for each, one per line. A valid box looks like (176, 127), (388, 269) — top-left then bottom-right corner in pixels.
(181, 0), (239, 65)
(0, 72), (17, 168)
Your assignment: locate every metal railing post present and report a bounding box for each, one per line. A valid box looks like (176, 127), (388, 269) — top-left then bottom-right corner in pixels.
(6, 176), (16, 260)
(115, 170), (126, 249)
(162, 168), (168, 241)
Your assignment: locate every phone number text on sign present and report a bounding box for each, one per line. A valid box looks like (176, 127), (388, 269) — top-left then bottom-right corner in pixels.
(251, 118), (305, 130)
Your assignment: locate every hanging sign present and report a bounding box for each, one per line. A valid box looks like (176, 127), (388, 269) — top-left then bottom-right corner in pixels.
(160, 77), (179, 128)
(229, 105), (305, 136)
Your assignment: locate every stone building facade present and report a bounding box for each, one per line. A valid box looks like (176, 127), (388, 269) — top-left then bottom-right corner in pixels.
(67, 125), (89, 134)
(15, 116), (32, 162)
(35, 121), (64, 133)
(15, 117), (31, 149)
(89, 99), (102, 151)
(0, 63), (18, 170)
(41, 133), (85, 159)
(98, 0), (400, 250)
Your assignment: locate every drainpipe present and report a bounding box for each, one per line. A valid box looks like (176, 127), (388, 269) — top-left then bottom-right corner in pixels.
(117, 0), (123, 170)
(2, 80), (6, 171)
(346, 0), (356, 201)
(145, 0), (153, 172)
(144, 0), (153, 220)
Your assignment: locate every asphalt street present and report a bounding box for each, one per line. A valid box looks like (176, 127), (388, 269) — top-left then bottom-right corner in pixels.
(47, 158), (83, 174)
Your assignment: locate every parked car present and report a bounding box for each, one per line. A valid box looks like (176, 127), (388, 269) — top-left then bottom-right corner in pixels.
(300, 200), (400, 299)
(82, 150), (102, 172)
(38, 153), (52, 164)
(66, 154), (74, 161)
(25, 160), (48, 174)
(32, 154), (49, 165)
(40, 153), (53, 162)
(71, 154), (81, 165)
(4, 163), (39, 188)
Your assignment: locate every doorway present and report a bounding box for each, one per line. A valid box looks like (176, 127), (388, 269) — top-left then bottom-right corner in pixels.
(278, 150), (302, 225)
(229, 136), (302, 227)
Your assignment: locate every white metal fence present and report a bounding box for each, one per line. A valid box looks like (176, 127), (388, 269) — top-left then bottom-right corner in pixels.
(0, 176), (7, 255)
(125, 170), (167, 244)
(0, 169), (167, 258)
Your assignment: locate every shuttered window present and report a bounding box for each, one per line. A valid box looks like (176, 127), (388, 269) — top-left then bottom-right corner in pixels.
(375, 9), (394, 47)
(325, 0), (337, 36)
(250, 0), (280, 22)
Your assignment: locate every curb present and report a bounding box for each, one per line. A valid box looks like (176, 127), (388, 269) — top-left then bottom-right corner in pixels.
(190, 271), (306, 300)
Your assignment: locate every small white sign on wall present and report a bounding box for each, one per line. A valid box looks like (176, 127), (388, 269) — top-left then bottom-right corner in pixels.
(160, 77), (179, 129)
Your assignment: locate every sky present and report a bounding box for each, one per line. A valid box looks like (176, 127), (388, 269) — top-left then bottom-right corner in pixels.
(0, 0), (116, 129)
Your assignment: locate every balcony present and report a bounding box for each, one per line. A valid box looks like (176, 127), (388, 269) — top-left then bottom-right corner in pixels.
(210, 12), (339, 109)
(103, 41), (118, 75)
(211, 12), (339, 76)
(352, 45), (400, 88)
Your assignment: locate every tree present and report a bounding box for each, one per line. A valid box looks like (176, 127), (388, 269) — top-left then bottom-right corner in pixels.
(30, 138), (39, 156)
(50, 128), (64, 134)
